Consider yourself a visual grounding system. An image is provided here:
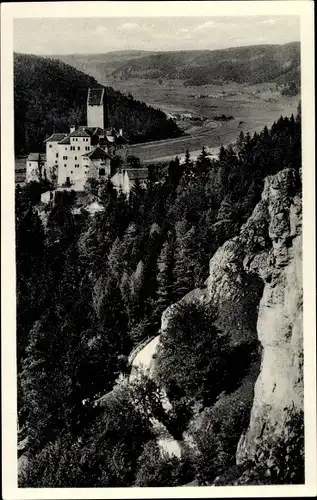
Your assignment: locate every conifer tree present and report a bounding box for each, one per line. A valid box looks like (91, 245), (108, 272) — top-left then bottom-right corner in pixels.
(173, 221), (201, 300)
(195, 146), (211, 176)
(182, 149), (194, 183)
(154, 236), (175, 321)
(168, 156), (183, 189)
(236, 130), (245, 152)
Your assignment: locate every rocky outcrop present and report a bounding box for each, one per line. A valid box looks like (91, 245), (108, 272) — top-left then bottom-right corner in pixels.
(236, 168), (303, 463)
(155, 167), (303, 470)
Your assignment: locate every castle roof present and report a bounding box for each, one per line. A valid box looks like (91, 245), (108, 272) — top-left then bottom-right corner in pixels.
(56, 125), (128, 144)
(115, 134), (129, 144)
(87, 87), (105, 106)
(105, 127), (129, 143)
(124, 168), (148, 180)
(68, 126), (105, 138)
(82, 147), (112, 160)
(27, 152), (42, 161)
(69, 127), (91, 138)
(58, 136), (71, 144)
(45, 133), (67, 143)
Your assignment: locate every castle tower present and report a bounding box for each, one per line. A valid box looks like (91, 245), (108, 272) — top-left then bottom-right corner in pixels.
(87, 87), (107, 129)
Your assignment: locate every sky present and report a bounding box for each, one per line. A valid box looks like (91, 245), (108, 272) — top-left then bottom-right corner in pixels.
(14, 16), (300, 55)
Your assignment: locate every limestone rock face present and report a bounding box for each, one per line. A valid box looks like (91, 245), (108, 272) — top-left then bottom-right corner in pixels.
(236, 168), (303, 463)
(157, 167), (302, 467)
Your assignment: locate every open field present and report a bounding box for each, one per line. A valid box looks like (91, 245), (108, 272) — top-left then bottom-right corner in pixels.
(109, 77), (299, 162)
(106, 78), (298, 124)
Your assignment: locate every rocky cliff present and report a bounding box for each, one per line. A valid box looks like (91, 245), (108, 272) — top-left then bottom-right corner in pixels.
(155, 167), (303, 479)
(236, 167), (303, 464)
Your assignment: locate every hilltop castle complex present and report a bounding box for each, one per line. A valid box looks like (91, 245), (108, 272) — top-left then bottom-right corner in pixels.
(26, 88), (148, 195)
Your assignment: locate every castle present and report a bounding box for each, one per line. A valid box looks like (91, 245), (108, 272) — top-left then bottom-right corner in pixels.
(26, 87), (148, 195)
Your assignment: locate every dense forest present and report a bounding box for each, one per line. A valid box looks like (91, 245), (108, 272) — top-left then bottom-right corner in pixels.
(14, 53), (181, 154)
(17, 108), (302, 486)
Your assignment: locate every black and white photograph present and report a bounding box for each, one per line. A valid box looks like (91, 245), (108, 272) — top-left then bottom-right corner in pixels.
(1, 1), (316, 497)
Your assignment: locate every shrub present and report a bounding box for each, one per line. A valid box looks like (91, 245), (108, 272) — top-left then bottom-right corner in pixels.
(154, 301), (253, 408)
(134, 440), (193, 486)
(187, 374), (256, 485)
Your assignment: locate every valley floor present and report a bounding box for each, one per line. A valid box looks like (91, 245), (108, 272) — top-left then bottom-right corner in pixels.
(110, 77), (299, 161)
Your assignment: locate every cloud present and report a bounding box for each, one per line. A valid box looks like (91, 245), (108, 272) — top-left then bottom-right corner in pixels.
(95, 26), (107, 34)
(194, 19), (238, 32)
(260, 18), (277, 25)
(118, 22), (141, 32)
(194, 20), (216, 31)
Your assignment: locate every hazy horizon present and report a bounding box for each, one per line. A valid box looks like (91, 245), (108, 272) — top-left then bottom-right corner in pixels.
(14, 16), (300, 55)
(16, 41), (300, 58)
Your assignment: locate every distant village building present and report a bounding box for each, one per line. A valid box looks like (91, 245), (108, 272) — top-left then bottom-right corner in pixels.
(27, 87), (148, 196)
(180, 112), (193, 120)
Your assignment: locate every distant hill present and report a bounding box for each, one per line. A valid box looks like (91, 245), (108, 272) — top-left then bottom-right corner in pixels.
(113, 43), (301, 86)
(54, 43), (300, 87)
(14, 53), (181, 154)
(50, 50), (157, 82)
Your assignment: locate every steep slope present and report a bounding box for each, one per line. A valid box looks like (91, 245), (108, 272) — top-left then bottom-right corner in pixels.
(14, 53), (181, 154)
(153, 166), (303, 484)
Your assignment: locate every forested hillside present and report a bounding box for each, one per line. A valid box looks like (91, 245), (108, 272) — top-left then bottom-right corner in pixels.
(17, 107), (301, 486)
(65, 42), (300, 86)
(14, 53), (181, 154)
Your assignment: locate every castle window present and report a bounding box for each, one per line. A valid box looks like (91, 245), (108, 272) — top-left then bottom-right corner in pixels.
(56, 153), (58, 158)
(99, 168), (106, 176)
(75, 164), (79, 168)
(49, 144), (52, 148)
(64, 164), (67, 167)
(77, 146), (80, 151)
(85, 146), (90, 151)
(71, 171), (73, 174)
(65, 148), (67, 150)
(63, 156), (67, 160)
(75, 156), (77, 160)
